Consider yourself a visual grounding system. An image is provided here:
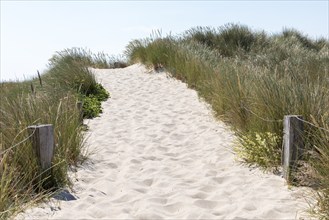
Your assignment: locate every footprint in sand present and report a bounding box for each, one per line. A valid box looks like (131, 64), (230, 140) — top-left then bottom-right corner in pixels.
(193, 199), (218, 209)
(147, 197), (168, 205)
(107, 162), (118, 169)
(130, 159), (142, 164)
(190, 192), (208, 200)
(142, 179), (154, 186)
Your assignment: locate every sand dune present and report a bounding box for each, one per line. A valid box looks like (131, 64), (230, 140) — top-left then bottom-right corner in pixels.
(17, 64), (313, 219)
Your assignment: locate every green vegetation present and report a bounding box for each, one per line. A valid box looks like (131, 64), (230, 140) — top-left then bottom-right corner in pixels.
(81, 83), (110, 119)
(235, 132), (281, 169)
(0, 48), (118, 219)
(125, 24), (329, 219)
(82, 95), (103, 119)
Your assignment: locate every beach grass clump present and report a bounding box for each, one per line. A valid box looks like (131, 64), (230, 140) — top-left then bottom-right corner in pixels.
(48, 47), (111, 69)
(125, 24), (329, 218)
(0, 86), (82, 218)
(41, 48), (111, 119)
(0, 47), (114, 218)
(308, 116), (329, 218)
(182, 24), (269, 58)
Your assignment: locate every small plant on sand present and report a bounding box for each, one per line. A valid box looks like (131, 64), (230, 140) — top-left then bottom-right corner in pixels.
(82, 95), (102, 119)
(81, 83), (110, 119)
(235, 132), (281, 169)
(87, 83), (110, 102)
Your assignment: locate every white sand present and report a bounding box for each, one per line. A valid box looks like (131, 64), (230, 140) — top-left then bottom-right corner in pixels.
(17, 64), (313, 219)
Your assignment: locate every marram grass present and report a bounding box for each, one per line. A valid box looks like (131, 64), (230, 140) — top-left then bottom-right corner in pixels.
(0, 48), (121, 219)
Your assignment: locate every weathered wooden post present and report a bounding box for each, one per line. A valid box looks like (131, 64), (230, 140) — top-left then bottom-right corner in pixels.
(28, 124), (55, 174)
(282, 115), (304, 182)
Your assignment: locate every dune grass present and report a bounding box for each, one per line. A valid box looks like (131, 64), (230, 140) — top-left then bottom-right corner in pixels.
(125, 24), (329, 219)
(0, 48), (123, 219)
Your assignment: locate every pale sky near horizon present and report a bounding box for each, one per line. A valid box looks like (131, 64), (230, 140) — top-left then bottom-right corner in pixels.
(1, 0), (328, 82)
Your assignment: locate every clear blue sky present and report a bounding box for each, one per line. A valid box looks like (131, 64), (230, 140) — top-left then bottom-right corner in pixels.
(1, 0), (328, 81)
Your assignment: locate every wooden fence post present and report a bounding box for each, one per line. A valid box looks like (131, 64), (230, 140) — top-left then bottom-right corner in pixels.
(28, 124), (54, 173)
(282, 115), (304, 182)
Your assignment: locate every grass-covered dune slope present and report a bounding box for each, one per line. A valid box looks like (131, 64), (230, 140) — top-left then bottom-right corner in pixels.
(125, 24), (329, 219)
(0, 48), (120, 219)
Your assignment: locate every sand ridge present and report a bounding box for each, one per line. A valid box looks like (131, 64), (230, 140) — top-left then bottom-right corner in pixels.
(18, 64), (312, 219)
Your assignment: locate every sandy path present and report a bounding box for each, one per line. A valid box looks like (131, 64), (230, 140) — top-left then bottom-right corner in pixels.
(19, 64), (311, 219)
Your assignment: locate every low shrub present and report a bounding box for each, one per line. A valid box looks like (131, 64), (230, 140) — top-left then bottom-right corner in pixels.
(82, 96), (102, 119)
(81, 83), (110, 119)
(87, 83), (110, 102)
